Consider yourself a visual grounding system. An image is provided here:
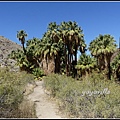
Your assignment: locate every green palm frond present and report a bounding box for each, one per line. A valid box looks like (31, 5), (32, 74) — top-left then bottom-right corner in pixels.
(76, 53), (97, 72)
(89, 34), (117, 57)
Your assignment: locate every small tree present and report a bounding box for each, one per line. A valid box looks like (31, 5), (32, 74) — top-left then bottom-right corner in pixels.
(17, 30), (27, 55)
(75, 53), (97, 77)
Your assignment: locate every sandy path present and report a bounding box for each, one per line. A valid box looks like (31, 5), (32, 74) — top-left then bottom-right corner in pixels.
(27, 80), (63, 119)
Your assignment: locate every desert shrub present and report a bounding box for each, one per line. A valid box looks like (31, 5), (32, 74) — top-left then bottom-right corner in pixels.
(32, 67), (45, 80)
(43, 72), (120, 118)
(0, 99), (36, 118)
(0, 67), (36, 118)
(43, 73), (74, 97)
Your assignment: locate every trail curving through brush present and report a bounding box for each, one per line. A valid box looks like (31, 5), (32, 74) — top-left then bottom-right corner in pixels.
(27, 80), (64, 119)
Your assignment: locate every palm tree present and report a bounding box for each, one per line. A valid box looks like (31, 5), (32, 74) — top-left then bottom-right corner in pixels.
(59, 21), (86, 76)
(47, 22), (63, 73)
(8, 49), (29, 71)
(47, 22), (60, 43)
(89, 38), (104, 70)
(111, 53), (120, 80)
(40, 32), (62, 75)
(75, 53), (97, 77)
(26, 37), (42, 68)
(58, 21), (68, 75)
(9, 37), (43, 73)
(17, 30), (27, 55)
(89, 34), (117, 79)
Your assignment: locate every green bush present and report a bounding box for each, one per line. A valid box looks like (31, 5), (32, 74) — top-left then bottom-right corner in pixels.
(0, 68), (36, 118)
(32, 67), (45, 80)
(43, 72), (120, 118)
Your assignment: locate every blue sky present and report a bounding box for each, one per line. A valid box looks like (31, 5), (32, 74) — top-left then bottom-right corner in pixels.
(0, 1), (120, 56)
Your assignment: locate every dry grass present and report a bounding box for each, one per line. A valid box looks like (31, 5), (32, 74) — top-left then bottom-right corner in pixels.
(0, 99), (37, 118)
(17, 99), (37, 118)
(0, 68), (37, 118)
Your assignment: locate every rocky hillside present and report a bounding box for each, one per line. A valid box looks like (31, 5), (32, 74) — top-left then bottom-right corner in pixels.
(0, 36), (22, 58)
(0, 36), (22, 71)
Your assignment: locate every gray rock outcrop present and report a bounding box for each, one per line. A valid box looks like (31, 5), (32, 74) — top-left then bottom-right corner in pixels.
(0, 36), (22, 72)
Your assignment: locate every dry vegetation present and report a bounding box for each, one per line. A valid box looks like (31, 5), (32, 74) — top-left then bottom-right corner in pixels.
(43, 73), (120, 118)
(0, 68), (37, 118)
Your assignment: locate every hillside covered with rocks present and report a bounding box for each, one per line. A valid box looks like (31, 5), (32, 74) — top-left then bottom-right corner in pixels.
(0, 36), (22, 71)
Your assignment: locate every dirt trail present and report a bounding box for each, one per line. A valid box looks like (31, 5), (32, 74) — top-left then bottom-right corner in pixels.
(27, 80), (64, 119)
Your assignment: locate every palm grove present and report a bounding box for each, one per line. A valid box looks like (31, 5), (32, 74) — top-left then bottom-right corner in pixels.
(9, 21), (120, 81)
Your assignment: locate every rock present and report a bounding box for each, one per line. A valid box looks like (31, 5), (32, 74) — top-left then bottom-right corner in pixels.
(0, 36), (22, 72)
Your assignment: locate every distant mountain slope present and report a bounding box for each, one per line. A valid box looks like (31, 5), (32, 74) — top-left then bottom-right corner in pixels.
(0, 36), (22, 71)
(0, 36), (22, 59)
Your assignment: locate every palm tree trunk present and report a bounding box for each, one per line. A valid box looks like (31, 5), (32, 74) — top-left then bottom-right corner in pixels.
(65, 44), (68, 76)
(106, 54), (112, 80)
(48, 56), (55, 74)
(67, 46), (71, 76)
(22, 43), (26, 55)
(42, 57), (48, 75)
(70, 53), (72, 75)
(55, 54), (60, 73)
(74, 43), (77, 77)
(116, 66), (120, 81)
(108, 61), (111, 80)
